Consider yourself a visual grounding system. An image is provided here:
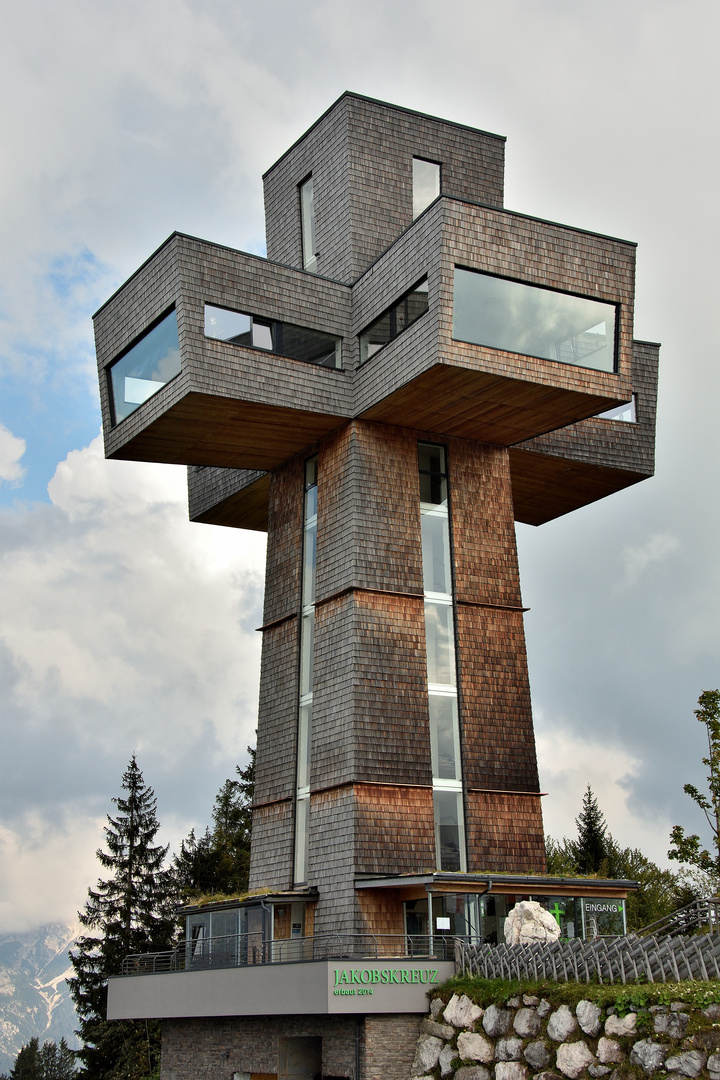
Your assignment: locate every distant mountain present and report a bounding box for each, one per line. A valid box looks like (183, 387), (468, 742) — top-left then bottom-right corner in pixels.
(0, 922), (80, 1074)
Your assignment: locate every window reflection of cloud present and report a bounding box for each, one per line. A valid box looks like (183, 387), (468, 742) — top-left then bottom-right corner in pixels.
(453, 268), (614, 372)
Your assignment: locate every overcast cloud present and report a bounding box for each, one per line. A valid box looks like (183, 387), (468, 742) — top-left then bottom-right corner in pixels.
(0, 0), (719, 931)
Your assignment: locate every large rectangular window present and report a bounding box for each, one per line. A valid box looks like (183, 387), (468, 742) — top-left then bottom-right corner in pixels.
(205, 305), (341, 369)
(294, 456), (318, 885)
(418, 443), (466, 873)
(359, 279), (429, 364)
(453, 267), (617, 373)
(108, 309), (181, 425)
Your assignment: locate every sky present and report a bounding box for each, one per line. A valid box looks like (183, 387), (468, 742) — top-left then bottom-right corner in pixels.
(0, 0), (719, 933)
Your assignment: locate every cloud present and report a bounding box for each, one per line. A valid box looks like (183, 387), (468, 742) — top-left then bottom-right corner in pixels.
(0, 436), (266, 932)
(536, 723), (673, 867)
(0, 816), (92, 933)
(0, 425), (25, 486)
(621, 533), (681, 587)
(0, 0), (720, 931)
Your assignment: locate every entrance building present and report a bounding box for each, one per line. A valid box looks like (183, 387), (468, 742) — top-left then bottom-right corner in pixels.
(97, 93), (657, 1079)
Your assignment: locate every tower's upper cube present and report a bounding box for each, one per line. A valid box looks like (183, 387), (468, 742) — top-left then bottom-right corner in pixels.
(262, 92), (506, 283)
(94, 92), (657, 530)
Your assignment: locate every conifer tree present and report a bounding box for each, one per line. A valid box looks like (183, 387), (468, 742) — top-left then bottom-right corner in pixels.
(3, 1038), (76, 1080)
(68, 756), (175, 1079)
(173, 747), (255, 900)
(669, 689), (720, 880)
(39, 1038), (77, 1080)
(574, 784), (608, 873)
(8, 1037), (41, 1080)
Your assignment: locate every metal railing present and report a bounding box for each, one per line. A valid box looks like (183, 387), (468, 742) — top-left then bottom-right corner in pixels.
(456, 931), (720, 984)
(635, 897), (720, 939)
(120, 932), (455, 975)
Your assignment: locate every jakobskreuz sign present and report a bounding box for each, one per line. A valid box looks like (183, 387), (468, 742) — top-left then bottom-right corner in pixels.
(327, 961), (456, 1013)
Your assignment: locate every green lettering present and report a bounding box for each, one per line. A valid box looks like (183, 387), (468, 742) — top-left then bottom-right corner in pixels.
(430, 969), (438, 983)
(361, 970), (370, 984)
(334, 970), (341, 987)
(390, 970), (400, 984)
(412, 970), (419, 983)
(340, 970), (349, 984)
(351, 970), (361, 984)
(381, 970), (389, 984)
(401, 970), (410, 983)
(419, 970), (429, 984)
(371, 969), (380, 983)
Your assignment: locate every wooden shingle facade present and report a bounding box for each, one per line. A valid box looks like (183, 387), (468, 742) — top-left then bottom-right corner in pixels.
(95, 90), (658, 956)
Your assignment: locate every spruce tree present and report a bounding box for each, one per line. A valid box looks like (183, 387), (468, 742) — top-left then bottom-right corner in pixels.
(8, 1037), (41, 1080)
(39, 1038), (77, 1080)
(173, 747), (255, 900)
(669, 689), (720, 881)
(68, 756), (175, 1080)
(574, 784), (608, 873)
(4, 1039), (77, 1080)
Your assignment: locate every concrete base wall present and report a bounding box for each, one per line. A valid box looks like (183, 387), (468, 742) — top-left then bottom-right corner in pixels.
(161, 1012), (422, 1080)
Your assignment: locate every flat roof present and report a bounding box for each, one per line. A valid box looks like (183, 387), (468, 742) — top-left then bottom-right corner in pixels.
(354, 872), (638, 892)
(178, 888), (318, 915)
(262, 90), (506, 179)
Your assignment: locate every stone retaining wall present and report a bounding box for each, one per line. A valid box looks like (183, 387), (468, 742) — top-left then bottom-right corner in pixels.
(411, 994), (720, 1080)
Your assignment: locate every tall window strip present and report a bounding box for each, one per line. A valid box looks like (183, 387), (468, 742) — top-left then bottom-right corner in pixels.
(294, 456), (318, 884)
(418, 443), (466, 873)
(299, 176), (318, 274)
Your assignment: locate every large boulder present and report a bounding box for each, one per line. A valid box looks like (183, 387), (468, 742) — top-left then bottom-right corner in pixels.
(576, 999), (602, 1037)
(556, 1041), (594, 1080)
(504, 901), (561, 945)
(630, 1038), (670, 1075)
(412, 1034), (443, 1074)
(483, 1004), (512, 1038)
(514, 1007), (542, 1038)
(547, 1005), (578, 1043)
(445, 992), (483, 1029)
(457, 1031), (494, 1064)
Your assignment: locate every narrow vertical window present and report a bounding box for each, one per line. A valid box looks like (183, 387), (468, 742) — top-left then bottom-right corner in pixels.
(299, 176), (318, 274)
(294, 456), (318, 884)
(413, 158), (440, 219)
(418, 443), (466, 872)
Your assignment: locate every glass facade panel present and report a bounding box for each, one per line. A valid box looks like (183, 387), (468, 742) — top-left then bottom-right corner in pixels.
(433, 789), (464, 873)
(294, 794), (309, 884)
(109, 309), (181, 425)
(421, 509), (452, 595)
(299, 614), (314, 699)
(413, 158), (440, 219)
(429, 693), (461, 780)
(252, 321), (274, 350)
(300, 176), (317, 274)
(581, 897), (626, 937)
(359, 279), (429, 364)
(303, 525), (317, 606)
(453, 267), (617, 373)
(204, 306), (251, 343)
(296, 703), (312, 790)
(212, 910), (238, 937)
(418, 442), (466, 872)
(205, 305), (340, 369)
(425, 600), (456, 686)
(295, 456), (318, 885)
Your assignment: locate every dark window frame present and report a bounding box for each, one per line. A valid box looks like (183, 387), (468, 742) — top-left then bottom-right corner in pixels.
(359, 276), (429, 365)
(204, 303), (342, 371)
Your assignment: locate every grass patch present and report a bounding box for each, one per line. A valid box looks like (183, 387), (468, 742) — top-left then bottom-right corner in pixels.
(432, 975), (720, 1011)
